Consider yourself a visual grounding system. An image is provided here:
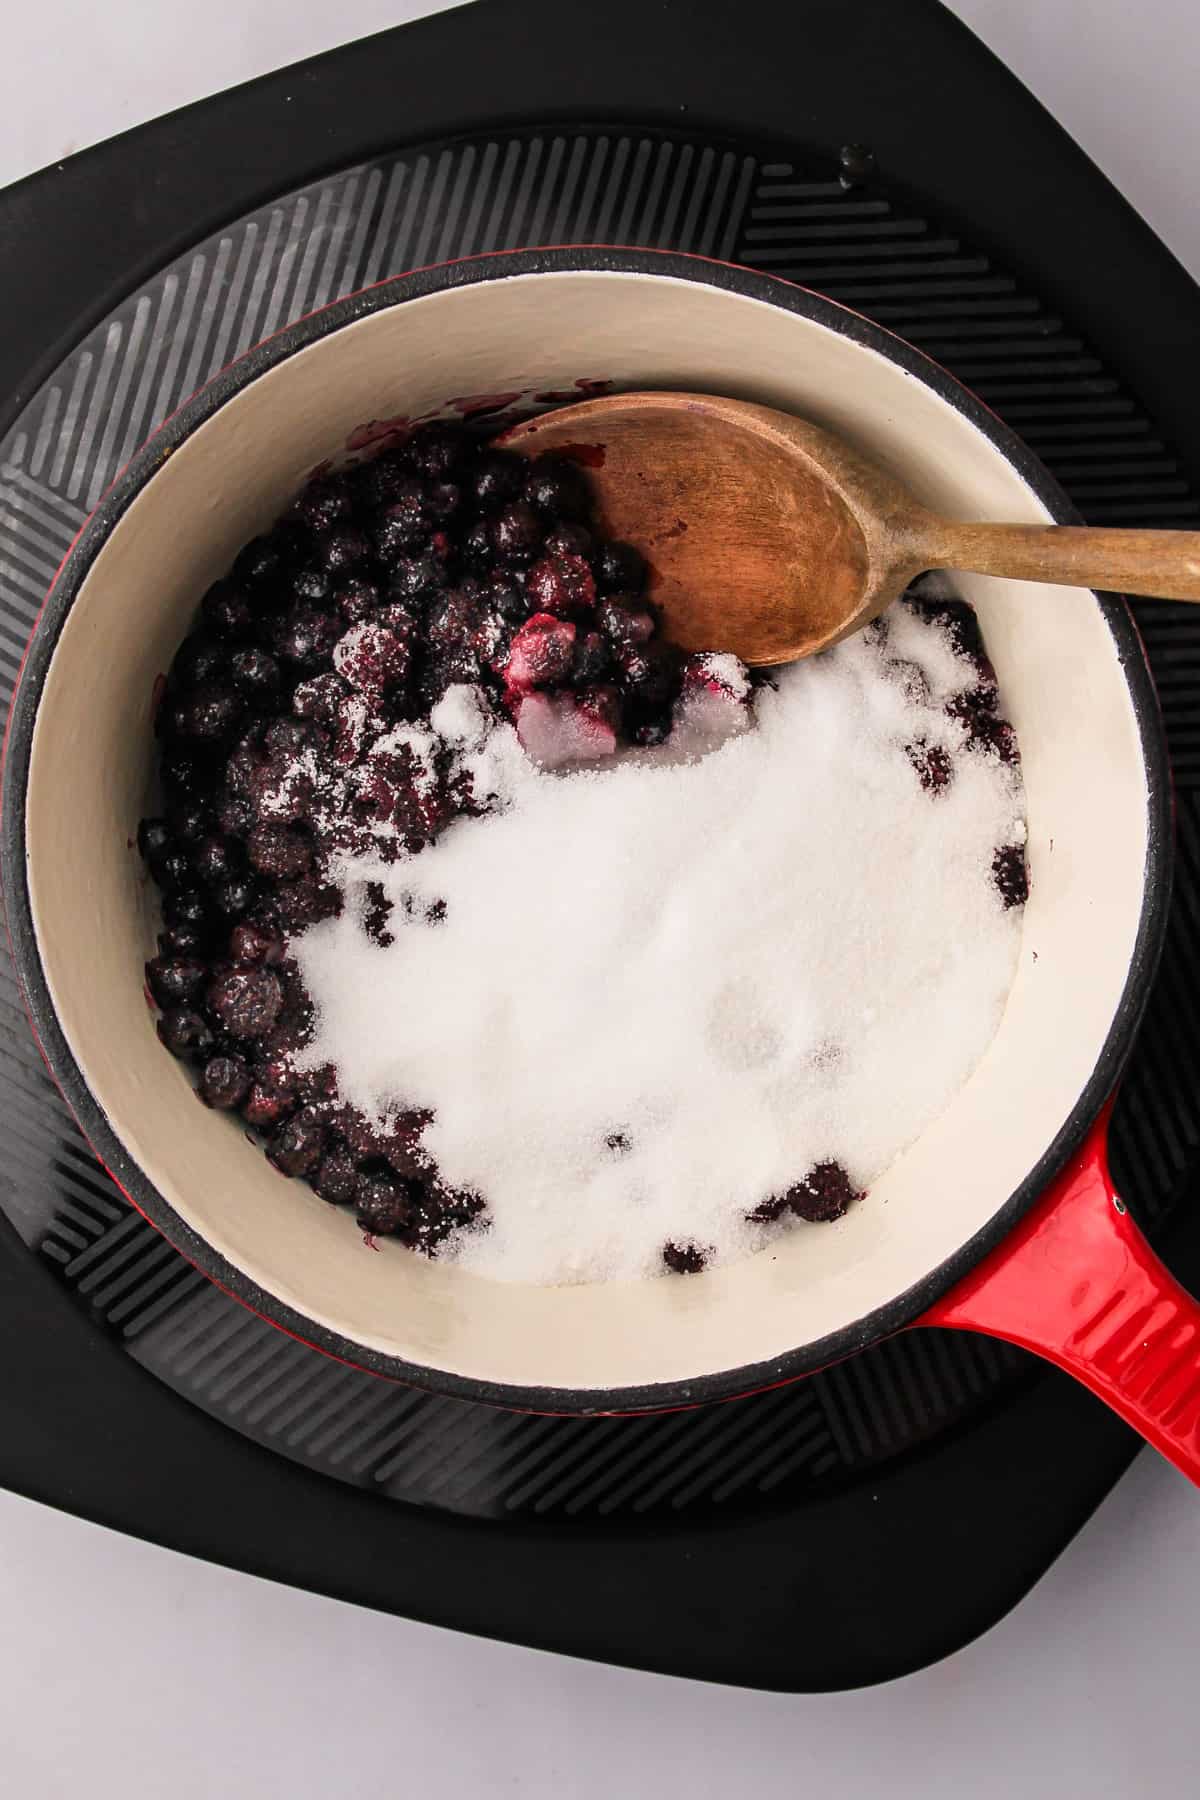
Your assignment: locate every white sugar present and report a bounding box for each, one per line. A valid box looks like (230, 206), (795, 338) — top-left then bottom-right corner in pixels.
(292, 608), (1026, 1285)
(430, 683), (491, 748)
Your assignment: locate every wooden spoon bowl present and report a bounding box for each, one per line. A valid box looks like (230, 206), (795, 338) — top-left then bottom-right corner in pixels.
(506, 391), (1200, 665)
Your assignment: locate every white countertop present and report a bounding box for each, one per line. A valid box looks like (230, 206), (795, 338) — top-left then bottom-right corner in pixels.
(2, 4), (1199, 1793)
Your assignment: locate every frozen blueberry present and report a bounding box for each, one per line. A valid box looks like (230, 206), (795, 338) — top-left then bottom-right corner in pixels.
(333, 575), (383, 624)
(267, 1107), (327, 1177)
(662, 1240), (708, 1274)
(172, 636), (228, 689)
(993, 844), (1029, 909)
(200, 1053), (251, 1110)
(145, 955), (207, 1009)
(373, 484), (431, 560)
(490, 500), (543, 566)
(596, 540), (645, 594)
(472, 449), (525, 506)
(169, 684), (244, 744)
(157, 1007), (215, 1061)
(289, 474), (353, 533)
(207, 965), (284, 1039)
(137, 816), (174, 870)
(315, 525), (370, 576)
(230, 648), (282, 702)
(312, 1147), (361, 1206)
(228, 921), (285, 965)
(525, 454), (592, 520)
(355, 1171), (410, 1237)
(201, 581), (254, 641)
(247, 823), (313, 880)
(271, 605), (343, 670)
(191, 834), (243, 886)
(407, 422), (469, 479)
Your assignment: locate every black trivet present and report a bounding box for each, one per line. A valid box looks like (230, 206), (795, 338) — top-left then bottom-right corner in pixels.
(2, 0), (1200, 1690)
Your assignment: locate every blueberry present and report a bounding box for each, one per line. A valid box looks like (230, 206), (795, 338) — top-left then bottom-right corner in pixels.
(163, 887), (209, 932)
(247, 823), (312, 880)
(157, 1007), (215, 1061)
(596, 540), (646, 595)
(629, 705), (676, 748)
(407, 422), (469, 479)
(291, 567), (334, 607)
(629, 709), (672, 748)
(312, 1147), (361, 1206)
(387, 553), (445, 606)
(617, 643), (680, 710)
(472, 449), (525, 506)
(266, 1107), (327, 1177)
(597, 598), (655, 648)
(137, 817), (173, 869)
(200, 1053), (251, 1110)
(292, 673), (347, 725)
(490, 500), (543, 566)
(355, 1171), (410, 1236)
(241, 1073), (298, 1128)
(158, 922), (209, 958)
(212, 875), (259, 921)
(993, 844), (1029, 909)
(525, 454), (592, 520)
(216, 790), (255, 838)
(662, 1240), (707, 1274)
(201, 581), (254, 641)
(145, 955), (207, 1008)
(154, 848), (194, 892)
(527, 552), (595, 615)
(788, 1161), (860, 1223)
(172, 635), (228, 688)
(207, 965), (283, 1038)
(263, 717), (326, 759)
(333, 576), (382, 624)
(169, 684), (244, 744)
(351, 449), (412, 509)
(571, 630), (612, 685)
(487, 578), (529, 623)
(191, 834), (242, 887)
(168, 799), (211, 846)
(315, 526), (370, 576)
(461, 518), (493, 570)
(271, 605), (342, 670)
(544, 522), (594, 562)
(373, 484), (431, 560)
(228, 921), (285, 965)
(232, 534), (285, 596)
(160, 749), (208, 798)
(230, 648), (281, 701)
(289, 474), (353, 533)
(426, 480), (461, 522)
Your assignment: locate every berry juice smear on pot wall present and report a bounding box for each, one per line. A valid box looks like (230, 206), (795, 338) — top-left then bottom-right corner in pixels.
(138, 421), (1028, 1283)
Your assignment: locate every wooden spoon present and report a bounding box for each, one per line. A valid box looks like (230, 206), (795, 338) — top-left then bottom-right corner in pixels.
(504, 391), (1200, 665)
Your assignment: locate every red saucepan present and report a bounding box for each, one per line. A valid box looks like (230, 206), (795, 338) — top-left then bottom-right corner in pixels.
(4, 248), (1195, 1478)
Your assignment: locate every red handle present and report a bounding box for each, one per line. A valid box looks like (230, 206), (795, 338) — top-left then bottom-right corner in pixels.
(920, 1110), (1200, 1484)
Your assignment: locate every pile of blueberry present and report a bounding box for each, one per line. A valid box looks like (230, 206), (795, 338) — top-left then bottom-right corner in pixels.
(137, 423), (1023, 1271)
(138, 421), (708, 1254)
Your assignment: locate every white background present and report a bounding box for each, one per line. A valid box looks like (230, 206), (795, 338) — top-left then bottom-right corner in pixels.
(2, 3), (1199, 1795)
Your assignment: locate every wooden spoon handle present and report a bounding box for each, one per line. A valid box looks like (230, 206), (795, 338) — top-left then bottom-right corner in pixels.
(921, 521), (1200, 601)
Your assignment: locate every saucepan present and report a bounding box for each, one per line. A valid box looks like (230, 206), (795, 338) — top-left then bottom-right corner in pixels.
(4, 248), (1194, 1478)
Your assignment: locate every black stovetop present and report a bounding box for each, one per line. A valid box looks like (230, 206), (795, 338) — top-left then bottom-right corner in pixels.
(2, 0), (1200, 1693)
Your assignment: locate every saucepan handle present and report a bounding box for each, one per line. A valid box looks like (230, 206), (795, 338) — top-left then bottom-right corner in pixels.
(919, 1107), (1200, 1485)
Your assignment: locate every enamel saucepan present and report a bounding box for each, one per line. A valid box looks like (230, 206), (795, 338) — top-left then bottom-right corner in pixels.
(5, 247), (1198, 1478)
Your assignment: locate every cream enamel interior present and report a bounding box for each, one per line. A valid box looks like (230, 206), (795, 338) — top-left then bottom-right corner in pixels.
(23, 270), (1150, 1393)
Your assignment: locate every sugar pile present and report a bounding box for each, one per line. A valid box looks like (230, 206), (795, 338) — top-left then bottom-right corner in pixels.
(291, 601), (1027, 1284)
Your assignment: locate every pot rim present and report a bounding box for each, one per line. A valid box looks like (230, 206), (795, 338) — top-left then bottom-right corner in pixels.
(0, 245), (1173, 1414)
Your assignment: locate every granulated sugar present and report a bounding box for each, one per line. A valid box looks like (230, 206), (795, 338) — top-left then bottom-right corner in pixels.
(290, 599), (1027, 1284)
